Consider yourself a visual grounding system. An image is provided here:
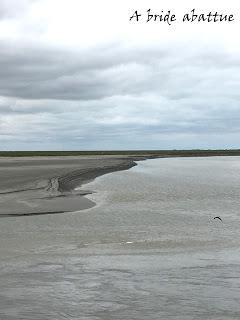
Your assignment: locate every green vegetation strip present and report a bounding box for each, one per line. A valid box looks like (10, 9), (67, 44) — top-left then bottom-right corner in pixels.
(1, 150), (240, 157)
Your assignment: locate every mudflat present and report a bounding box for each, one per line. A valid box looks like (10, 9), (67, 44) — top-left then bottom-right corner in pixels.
(0, 156), (145, 216)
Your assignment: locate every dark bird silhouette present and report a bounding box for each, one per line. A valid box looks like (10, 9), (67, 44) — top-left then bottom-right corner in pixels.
(214, 216), (223, 222)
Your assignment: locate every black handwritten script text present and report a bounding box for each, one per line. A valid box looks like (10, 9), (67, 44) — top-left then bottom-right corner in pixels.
(129, 9), (235, 25)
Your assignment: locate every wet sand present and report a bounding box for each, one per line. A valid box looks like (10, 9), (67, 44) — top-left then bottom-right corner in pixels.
(0, 156), (149, 216)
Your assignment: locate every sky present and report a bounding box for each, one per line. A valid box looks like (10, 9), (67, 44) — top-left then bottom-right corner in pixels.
(0, 0), (240, 150)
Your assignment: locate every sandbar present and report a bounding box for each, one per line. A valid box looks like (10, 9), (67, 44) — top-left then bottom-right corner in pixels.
(0, 155), (149, 216)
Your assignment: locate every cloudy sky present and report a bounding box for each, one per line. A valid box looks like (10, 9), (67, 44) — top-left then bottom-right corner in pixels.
(0, 0), (240, 150)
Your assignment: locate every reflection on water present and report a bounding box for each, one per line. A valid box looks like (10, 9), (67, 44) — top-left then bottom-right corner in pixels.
(1, 157), (240, 319)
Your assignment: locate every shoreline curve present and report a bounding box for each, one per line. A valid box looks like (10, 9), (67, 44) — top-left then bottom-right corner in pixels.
(0, 156), (150, 217)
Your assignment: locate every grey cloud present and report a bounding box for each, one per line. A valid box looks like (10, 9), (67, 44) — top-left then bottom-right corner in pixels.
(0, 38), (240, 149)
(0, 42), (166, 100)
(0, 40), (239, 104)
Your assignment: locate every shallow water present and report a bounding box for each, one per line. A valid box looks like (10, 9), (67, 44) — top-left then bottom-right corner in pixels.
(1, 157), (240, 319)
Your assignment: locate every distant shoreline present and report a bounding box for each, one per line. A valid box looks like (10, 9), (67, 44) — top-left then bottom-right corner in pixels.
(1, 149), (240, 158)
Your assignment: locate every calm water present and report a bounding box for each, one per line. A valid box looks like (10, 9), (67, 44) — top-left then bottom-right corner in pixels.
(1, 157), (240, 319)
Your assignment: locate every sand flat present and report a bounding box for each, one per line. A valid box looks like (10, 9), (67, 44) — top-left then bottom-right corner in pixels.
(0, 156), (146, 216)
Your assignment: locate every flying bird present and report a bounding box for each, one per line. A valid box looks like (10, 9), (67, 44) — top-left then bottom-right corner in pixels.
(214, 216), (223, 222)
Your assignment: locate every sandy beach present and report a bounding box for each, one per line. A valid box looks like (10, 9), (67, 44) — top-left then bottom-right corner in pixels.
(0, 155), (150, 216)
